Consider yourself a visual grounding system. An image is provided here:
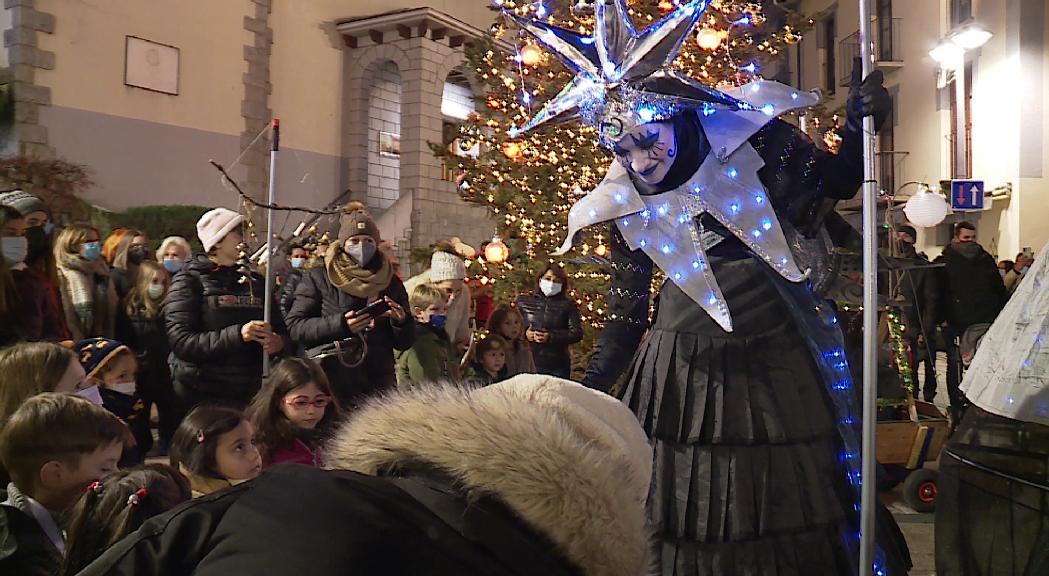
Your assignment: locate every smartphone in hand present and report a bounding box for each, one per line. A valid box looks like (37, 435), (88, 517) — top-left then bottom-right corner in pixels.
(357, 299), (391, 320)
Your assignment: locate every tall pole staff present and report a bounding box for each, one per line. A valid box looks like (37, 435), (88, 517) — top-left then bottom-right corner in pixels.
(857, 1), (878, 574)
(263, 118), (279, 378)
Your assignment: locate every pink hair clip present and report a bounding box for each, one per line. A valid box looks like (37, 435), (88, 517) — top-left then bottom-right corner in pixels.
(88, 481), (103, 495)
(127, 488), (148, 507)
(196, 429), (206, 443)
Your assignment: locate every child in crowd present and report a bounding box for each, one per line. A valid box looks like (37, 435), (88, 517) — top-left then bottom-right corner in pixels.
(485, 304), (535, 377)
(76, 338), (149, 465)
(247, 357), (342, 467)
(0, 393), (128, 576)
(464, 335), (509, 387)
(169, 405), (262, 498)
(118, 260), (177, 453)
(396, 283), (460, 387)
(60, 464), (191, 576)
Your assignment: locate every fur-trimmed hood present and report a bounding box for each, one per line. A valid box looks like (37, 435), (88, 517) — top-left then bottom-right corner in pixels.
(324, 376), (652, 576)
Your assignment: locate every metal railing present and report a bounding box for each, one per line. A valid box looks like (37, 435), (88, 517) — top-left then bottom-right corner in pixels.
(838, 18), (903, 86)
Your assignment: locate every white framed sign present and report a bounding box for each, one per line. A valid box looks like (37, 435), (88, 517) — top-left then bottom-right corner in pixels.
(125, 36), (180, 95)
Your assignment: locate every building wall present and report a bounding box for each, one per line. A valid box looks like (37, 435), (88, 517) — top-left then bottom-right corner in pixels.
(6, 0), (499, 255)
(796, 0), (1049, 259)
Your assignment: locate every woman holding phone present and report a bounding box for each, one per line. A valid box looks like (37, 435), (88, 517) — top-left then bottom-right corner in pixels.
(515, 264), (583, 379)
(287, 203), (413, 408)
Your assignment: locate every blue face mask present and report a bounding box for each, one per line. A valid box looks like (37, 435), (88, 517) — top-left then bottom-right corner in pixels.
(81, 241), (102, 261)
(163, 258), (184, 273)
(290, 257), (306, 269)
(429, 314), (447, 330)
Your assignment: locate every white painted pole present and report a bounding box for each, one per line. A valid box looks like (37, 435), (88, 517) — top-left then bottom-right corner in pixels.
(857, 1), (879, 574)
(263, 119), (279, 378)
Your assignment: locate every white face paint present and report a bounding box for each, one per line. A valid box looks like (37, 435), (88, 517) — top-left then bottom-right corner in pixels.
(612, 121), (677, 185)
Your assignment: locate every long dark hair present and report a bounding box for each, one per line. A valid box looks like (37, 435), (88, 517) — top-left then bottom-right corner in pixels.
(486, 304), (528, 347)
(169, 405), (246, 479)
(246, 357), (343, 462)
(60, 464), (191, 576)
(535, 263), (570, 297)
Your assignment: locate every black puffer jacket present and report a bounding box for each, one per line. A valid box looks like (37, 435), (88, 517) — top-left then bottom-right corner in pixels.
(165, 253), (286, 406)
(285, 262), (413, 408)
(514, 293), (583, 378)
(278, 268), (303, 322)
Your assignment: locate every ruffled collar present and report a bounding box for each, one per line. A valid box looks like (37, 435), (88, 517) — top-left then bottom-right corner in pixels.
(555, 81), (819, 332)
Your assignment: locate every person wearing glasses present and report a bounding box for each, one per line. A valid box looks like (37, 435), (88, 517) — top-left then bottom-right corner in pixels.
(247, 357), (343, 468)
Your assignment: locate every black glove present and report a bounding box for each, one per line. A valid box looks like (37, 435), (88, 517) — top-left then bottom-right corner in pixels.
(846, 57), (891, 133)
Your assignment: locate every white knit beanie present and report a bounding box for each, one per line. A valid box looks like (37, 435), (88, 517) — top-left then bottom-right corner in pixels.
(196, 208), (245, 253)
(473, 375), (653, 504)
(430, 251), (466, 282)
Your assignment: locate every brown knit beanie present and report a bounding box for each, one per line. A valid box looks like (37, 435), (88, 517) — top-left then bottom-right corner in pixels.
(338, 208), (381, 242)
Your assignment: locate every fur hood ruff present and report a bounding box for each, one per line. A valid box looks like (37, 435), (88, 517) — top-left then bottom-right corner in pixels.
(324, 381), (652, 576)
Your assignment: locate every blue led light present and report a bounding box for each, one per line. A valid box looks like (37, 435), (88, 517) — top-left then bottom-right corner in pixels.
(508, 126), (522, 138)
(702, 102), (717, 117)
(791, 92), (799, 100)
(729, 202), (740, 214)
(841, 416), (854, 425)
(637, 105), (657, 123)
(755, 194), (765, 204)
(741, 62), (757, 73)
(602, 61), (617, 77)
(614, 192), (624, 202)
(707, 293), (717, 305)
(692, 260), (702, 269)
(751, 229), (762, 239)
(641, 209), (651, 219)
(589, 209), (597, 218)
(727, 168), (739, 178)
(535, 2), (547, 18)
(750, 84), (761, 93)
(779, 256), (789, 265)
(639, 239), (647, 247)
(657, 204), (668, 216)
(580, 36), (595, 45)
(673, 272), (682, 280)
(620, 217), (630, 227)
(678, 214), (690, 224)
(761, 104), (775, 116)
(661, 244), (672, 254)
(734, 16), (750, 25)
(761, 218), (773, 231)
(522, 92), (531, 103)
(1008, 396), (1016, 405)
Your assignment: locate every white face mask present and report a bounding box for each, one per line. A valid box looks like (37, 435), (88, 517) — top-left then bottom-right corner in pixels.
(75, 385), (104, 405)
(109, 380), (137, 396)
(539, 279), (563, 297)
(1, 236), (28, 265)
(147, 283), (166, 300)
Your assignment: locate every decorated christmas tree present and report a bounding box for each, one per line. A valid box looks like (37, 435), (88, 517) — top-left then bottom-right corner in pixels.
(435, 0), (810, 336)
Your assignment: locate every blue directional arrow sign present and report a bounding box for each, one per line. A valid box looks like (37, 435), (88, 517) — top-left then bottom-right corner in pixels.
(951, 180), (985, 211)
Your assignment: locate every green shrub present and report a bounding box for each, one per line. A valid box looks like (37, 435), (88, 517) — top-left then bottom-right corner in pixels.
(103, 205), (210, 252)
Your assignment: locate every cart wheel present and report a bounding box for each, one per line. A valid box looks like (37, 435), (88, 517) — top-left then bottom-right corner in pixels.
(902, 469), (938, 513)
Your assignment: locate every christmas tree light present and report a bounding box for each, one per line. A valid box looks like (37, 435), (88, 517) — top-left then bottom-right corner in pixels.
(433, 0), (810, 333)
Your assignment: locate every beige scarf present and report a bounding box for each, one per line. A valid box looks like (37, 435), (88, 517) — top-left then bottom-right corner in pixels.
(324, 244), (393, 299)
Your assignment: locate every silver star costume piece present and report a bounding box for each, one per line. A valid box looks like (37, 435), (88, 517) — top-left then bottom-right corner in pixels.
(507, 0), (821, 331)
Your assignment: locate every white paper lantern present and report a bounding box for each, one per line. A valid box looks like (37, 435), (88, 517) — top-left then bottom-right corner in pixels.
(903, 185), (951, 228)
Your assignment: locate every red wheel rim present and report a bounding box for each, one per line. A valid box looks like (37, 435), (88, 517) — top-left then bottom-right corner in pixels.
(918, 481), (938, 503)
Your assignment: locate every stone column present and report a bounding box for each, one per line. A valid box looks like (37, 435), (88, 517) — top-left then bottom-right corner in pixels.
(240, 0), (273, 200)
(4, 0), (55, 158)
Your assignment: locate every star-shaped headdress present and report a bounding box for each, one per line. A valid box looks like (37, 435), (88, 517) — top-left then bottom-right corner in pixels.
(505, 0), (749, 146)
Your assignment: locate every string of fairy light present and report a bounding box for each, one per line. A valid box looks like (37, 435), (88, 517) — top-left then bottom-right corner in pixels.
(438, 0), (810, 328)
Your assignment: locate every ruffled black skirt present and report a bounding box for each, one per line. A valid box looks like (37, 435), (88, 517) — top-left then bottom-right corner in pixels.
(618, 259), (855, 575)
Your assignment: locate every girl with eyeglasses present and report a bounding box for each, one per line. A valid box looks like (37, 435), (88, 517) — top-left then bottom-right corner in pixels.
(247, 357), (344, 468)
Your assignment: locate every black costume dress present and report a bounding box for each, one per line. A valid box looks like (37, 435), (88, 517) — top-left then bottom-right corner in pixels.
(585, 113), (910, 575)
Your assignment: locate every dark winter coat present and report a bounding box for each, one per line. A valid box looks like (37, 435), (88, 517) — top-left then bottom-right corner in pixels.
(77, 382), (650, 576)
(395, 322), (460, 387)
(278, 268), (303, 322)
(285, 265), (414, 407)
(936, 242), (1008, 332)
(514, 293), (583, 377)
(0, 483), (62, 576)
(164, 253), (286, 406)
(896, 248), (940, 338)
(11, 268), (67, 341)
